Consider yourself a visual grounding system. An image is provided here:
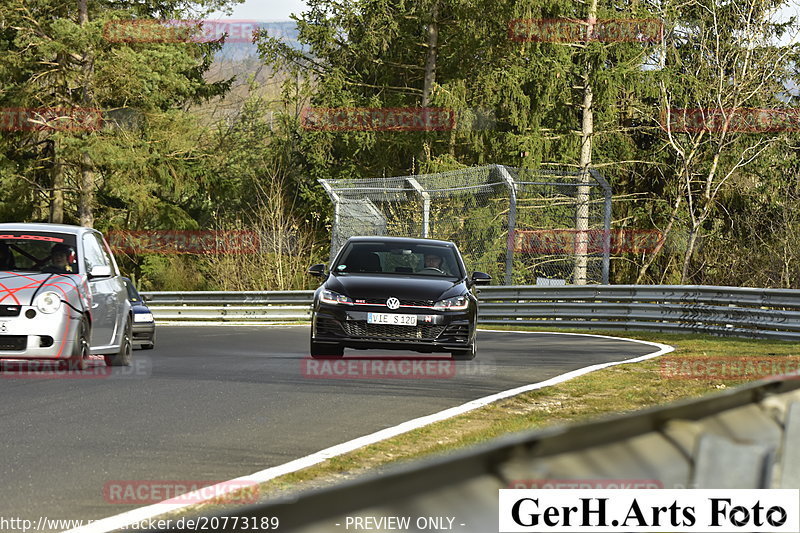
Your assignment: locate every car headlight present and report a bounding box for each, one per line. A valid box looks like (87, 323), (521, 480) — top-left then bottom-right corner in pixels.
(36, 291), (62, 314)
(133, 312), (154, 323)
(320, 289), (353, 305)
(433, 295), (469, 311)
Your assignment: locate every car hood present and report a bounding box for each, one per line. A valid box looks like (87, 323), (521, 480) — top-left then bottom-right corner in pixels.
(0, 271), (87, 307)
(325, 274), (465, 301)
(131, 303), (151, 313)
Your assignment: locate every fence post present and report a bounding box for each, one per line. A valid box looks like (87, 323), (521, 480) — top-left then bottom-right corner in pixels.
(497, 165), (517, 285)
(407, 177), (430, 238)
(319, 179), (341, 262)
(590, 169), (612, 285)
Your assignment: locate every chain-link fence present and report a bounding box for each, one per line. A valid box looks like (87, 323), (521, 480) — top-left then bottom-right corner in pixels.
(319, 164), (612, 285)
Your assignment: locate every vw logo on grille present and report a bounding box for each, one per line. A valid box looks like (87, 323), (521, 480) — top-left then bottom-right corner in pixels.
(386, 297), (401, 310)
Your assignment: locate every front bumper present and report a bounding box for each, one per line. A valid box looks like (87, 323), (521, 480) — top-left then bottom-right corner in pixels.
(312, 303), (475, 353)
(132, 322), (155, 347)
(0, 305), (81, 359)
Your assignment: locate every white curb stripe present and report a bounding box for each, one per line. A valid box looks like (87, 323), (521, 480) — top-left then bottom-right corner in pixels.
(65, 331), (673, 533)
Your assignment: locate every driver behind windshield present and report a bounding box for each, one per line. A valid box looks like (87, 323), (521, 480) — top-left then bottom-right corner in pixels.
(419, 253), (449, 274)
(42, 243), (75, 273)
(0, 243), (14, 270)
(424, 254), (442, 269)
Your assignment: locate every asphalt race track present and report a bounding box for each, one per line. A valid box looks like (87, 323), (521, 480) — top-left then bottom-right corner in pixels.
(0, 326), (657, 530)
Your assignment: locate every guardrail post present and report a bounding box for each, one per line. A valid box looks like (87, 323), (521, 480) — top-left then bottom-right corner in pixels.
(779, 402), (800, 488)
(692, 433), (774, 488)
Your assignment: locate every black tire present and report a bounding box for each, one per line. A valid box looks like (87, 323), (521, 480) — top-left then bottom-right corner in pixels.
(66, 317), (90, 371)
(451, 341), (476, 361)
(105, 317), (132, 367)
(310, 339), (344, 359)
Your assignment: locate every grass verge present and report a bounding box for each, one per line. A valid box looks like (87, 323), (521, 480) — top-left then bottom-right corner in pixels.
(177, 327), (800, 515)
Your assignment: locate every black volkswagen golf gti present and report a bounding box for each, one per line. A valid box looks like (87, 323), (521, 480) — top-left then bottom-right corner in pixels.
(308, 236), (491, 360)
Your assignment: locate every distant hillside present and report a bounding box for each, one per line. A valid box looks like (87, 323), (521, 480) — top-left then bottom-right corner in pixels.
(215, 20), (300, 61)
(197, 22), (298, 126)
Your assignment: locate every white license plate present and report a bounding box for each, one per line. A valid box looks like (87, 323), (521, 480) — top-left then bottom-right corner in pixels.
(367, 313), (418, 326)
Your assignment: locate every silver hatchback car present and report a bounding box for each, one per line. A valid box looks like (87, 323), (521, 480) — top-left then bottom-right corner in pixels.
(0, 223), (133, 369)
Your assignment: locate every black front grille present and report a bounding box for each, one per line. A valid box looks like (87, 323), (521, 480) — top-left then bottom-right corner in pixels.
(0, 336), (27, 351)
(361, 298), (434, 308)
(0, 306), (21, 317)
(315, 317), (345, 336)
(344, 322), (445, 340)
(441, 323), (471, 343)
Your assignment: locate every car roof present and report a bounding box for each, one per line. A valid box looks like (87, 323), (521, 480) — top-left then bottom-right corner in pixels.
(0, 223), (97, 236)
(345, 236), (456, 247)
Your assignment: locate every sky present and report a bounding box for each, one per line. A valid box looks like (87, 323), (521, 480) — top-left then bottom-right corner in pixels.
(212, 0), (308, 21)
(219, 0), (800, 41)
(218, 0), (800, 21)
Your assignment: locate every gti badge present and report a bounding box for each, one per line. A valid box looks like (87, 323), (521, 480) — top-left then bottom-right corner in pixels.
(386, 297), (400, 310)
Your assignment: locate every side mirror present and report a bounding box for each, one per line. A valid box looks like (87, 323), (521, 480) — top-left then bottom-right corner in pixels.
(471, 271), (492, 285)
(89, 265), (113, 279)
(307, 264), (326, 277)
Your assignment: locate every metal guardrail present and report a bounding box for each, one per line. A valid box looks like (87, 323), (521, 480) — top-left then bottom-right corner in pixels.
(477, 285), (800, 340)
(141, 291), (315, 305)
(141, 291), (313, 321)
(158, 377), (800, 532)
(142, 285), (800, 340)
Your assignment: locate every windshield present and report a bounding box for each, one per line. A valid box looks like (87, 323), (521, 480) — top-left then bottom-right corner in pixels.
(0, 232), (79, 274)
(333, 242), (464, 278)
(122, 278), (142, 302)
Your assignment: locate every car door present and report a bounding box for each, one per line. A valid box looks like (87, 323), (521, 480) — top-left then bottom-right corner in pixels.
(82, 232), (120, 348)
